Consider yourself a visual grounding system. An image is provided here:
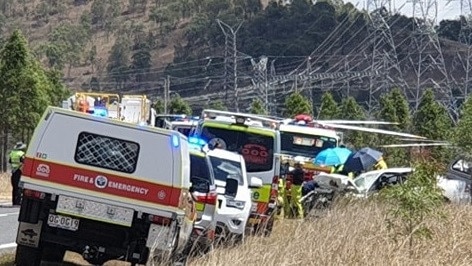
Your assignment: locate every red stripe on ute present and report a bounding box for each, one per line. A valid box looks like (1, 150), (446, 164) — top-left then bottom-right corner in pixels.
(22, 157), (182, 207)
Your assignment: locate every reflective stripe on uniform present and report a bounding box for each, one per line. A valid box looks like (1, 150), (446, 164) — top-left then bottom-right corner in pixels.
(9, 150), (25, 170)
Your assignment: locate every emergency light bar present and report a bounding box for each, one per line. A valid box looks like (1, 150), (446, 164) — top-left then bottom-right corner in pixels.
(202, 109), (280, 129)
(188, 137), (207, 146)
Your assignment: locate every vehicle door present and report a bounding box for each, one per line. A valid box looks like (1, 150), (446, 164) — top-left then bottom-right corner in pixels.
(367, 172), (405, 196)
(445, 159), (472, 202)
(190, 154), (216, 217)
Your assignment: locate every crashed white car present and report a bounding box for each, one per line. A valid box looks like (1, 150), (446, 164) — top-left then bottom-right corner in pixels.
(436, 158), (472, 204)
(313, 168), (413, 198)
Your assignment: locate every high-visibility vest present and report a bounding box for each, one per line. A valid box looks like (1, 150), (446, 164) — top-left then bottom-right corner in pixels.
(374, 159), (388, 170)
(9, 150), (25, 171)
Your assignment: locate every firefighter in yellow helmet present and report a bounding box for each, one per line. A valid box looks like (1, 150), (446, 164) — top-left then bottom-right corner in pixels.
(288, 161), (305, 219)
(374, 157), (388, 170)
(9, 142), (26, 206)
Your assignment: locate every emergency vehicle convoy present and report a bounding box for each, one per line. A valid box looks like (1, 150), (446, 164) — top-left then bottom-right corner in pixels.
(14, 107), (197, 266)
(13, 91), (434, 265)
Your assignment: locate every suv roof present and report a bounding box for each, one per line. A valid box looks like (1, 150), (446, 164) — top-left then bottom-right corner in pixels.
(207, 148), (242, 162)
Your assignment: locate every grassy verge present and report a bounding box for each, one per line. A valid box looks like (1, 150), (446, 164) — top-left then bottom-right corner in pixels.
(0, 253), (14, 266)
(2, 185), (471, 265)
(0, 173), (11, 202)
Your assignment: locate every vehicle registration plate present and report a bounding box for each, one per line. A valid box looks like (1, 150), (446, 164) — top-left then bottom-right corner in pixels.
(47, 214), (79, 231)
(248, 218), (261, 224)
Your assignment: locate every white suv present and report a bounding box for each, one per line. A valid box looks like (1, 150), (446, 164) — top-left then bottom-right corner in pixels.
(206, 148), (263, 244)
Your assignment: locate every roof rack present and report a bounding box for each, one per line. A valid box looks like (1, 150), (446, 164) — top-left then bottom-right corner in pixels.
(202, 109), (280, 129)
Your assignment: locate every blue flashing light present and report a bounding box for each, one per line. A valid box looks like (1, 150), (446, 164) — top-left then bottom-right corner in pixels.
(171, 134), (180, 148)
(188, 136), (207, 146)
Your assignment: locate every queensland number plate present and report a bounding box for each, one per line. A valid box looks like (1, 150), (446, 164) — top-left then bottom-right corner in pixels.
(248, 218), (261, 224)
(47, 214), (79, 231)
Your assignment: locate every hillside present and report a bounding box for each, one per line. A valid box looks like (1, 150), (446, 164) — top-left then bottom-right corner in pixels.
(0, 0), (470, 112)
(0, 0), (188, 90)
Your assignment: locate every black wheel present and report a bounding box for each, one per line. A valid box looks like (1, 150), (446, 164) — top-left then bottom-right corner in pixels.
(15, 245), (42, 266)
(263, 217), (274, 237)
(226, 233), (243, 247)
(42, 244), (65, 263)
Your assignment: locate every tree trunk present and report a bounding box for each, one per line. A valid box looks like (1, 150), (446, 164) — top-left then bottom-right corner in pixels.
(2, 126), (8, 172)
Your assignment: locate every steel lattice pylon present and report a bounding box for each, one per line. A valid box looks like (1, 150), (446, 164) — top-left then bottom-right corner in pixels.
(365, 0), (409, 114)
(448, 0), (472, 121)
(250, 56), (269, 112)
(402, 0), (452, 111)
(217, 20), (242, 112)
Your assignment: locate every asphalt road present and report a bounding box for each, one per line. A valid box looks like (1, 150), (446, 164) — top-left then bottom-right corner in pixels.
(0, 205), (19, 256)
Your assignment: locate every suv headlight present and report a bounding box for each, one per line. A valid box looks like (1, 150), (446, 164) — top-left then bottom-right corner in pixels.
(226, 199), (246, 210)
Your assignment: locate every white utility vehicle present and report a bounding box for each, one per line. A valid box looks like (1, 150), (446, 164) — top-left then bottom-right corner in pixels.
(189, 137), (263, 244)
(14, 106), (197, 266)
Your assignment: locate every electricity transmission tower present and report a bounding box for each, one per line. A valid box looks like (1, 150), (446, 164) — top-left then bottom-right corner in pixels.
(403, 0), (452, 111)
(365, 0), (408, 114)
(250, 56), (269, 112)
(450, 0), (472, 116)
(217, 20), (242, 112)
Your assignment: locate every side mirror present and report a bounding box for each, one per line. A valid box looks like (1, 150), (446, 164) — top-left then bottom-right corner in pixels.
(225, 175), (239, 197)
(190, 176), (210, 194)
(345, 185), (357, 193)
(249, 177), (263, 189)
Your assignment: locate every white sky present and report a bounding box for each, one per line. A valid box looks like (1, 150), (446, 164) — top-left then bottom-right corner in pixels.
(347, 0), (463, 23)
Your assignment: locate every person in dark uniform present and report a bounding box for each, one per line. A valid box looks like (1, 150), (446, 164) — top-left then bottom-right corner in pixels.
(288, 161), (305, 219)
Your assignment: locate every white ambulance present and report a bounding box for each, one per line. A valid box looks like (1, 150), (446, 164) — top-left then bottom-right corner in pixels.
(14, 106), (198, 266)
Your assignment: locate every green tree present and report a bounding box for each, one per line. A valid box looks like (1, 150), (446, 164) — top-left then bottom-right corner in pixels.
(88, 45), (97, 73)
(107, 38), (131, 88)
(169, 94), (192, 115)
(249, 98), (267, 115)
(152, 98), (164, 114)
(316, 91), (340, 119)
(381, 161), (445, 256)
(130, 44), (152, 82)
(43, 43), (66, 69)
(284, 91), (312, 117)
(44, 69), (71, 106)
(453, 95), (472, 157)
(91, 0), (106, 26)
(376, 94), (408, 166)
(389, 88), (411, 131)
(0, 30), (68, 170)
(80, 11), (93, 38)
(208, 100), (227, 111)
(413, 89), (453, 162)
(339, 96), (367, 148)
(49, 22), (88, 76)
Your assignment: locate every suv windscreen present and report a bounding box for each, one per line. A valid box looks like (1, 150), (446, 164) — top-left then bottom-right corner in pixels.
(209, 156), (244, 185)
(280, 131), (337, 158)
(190, 154), (213, 185)
(200, 126), (274, 172)
(174, 126), (194, 137)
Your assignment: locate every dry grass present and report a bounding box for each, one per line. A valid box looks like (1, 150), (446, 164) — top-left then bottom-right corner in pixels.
(60, 199), (472, 265)
(3, 178), (472, 265)
(0, 173), (11, 202)
(190, 200), (472, 266)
